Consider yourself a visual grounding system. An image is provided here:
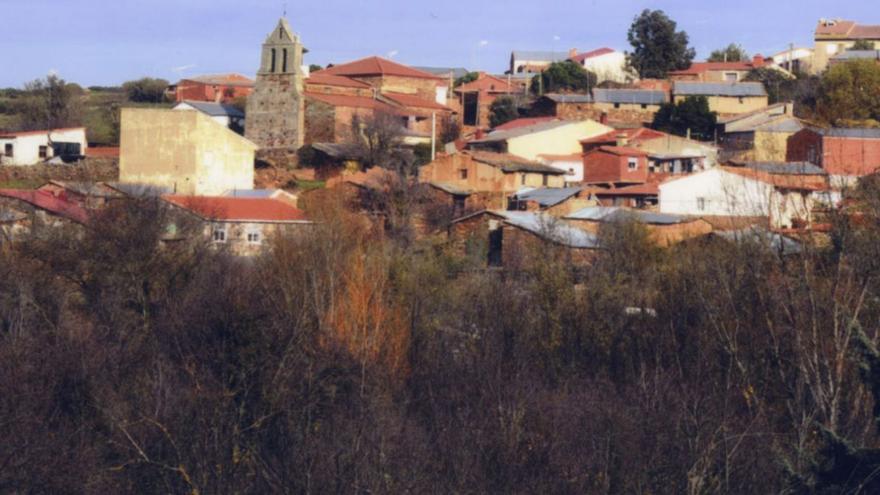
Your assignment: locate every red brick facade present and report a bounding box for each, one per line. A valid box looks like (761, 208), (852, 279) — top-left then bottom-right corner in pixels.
(175, 75), (254, 103)
(786, 129), (880, 177)
(583, 147), (649, 184)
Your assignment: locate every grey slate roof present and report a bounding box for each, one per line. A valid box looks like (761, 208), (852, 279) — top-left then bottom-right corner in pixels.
(494, 210), (599, 248)
(222, 189), (279, 198)
(510, 187), (582, 207)
(414, 66), (470, 79)
(814, 127), (880, 139)
(565, 206), (694, 225)
(831, 50), (880, 61)
(741, 162), (826, 175)
(511, 50), (571, 62)
(715, 226), (802, 255)
(593, 88), (668, 105)
(312, 142), (360, 159)
(674, 81), (767, 97)
(543, 93), (594, 104)
(178, 100), (245, 118)
(105, 182), (173, 197)
(429, 181), (472, 196)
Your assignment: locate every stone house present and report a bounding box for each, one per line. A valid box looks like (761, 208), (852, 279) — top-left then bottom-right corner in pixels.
(532, 89), (668, 127)
(563, 206), (713, 247)
(668, 56), (771, 82)
(418, 151), (567, 208)
(658, 163), (829, 230)
(172, 74), (254, 104)
(449, 209), (599, 268)
(507, 187), (596, 217)
(581, 127), (718, 172)
(467, 119), (612, 161)
(36, 180), (125, 209)
(119, 108), (257, 196)
(786, 127), (880, 185)
(717, 103), (803, 162)
(455, 73), (525, 128)
(0, 127), (87, 166)
(672, 81), (769, 116)
(813, 19), (880, 74)
(162, 195), (313, 256)
(0, 188), (89, 244)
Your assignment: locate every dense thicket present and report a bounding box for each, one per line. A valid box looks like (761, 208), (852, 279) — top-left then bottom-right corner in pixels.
(3, 190), (880, 493)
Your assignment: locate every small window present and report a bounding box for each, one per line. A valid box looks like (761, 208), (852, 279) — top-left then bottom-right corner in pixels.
(542, 174), (548, 186)
(724, 72), (738, 82)
(567, 168), (575, 175)
(38, 145), (48, 159)
(697, 197), (706, 211)
(212, 226), (227, 243)
(4, 143), (12, 157)
(628, 157), (638, 171)
(247, 231), (261, 244)
(614, 102), (621, 109)
(459, 169), (468, 180)
(640, 103), (647, 109)
(738, 97), (744, 104)
(521, 174), (526, 185)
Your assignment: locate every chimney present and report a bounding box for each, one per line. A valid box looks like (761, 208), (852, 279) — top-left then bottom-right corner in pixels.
(569, 48), (578, 59)
(616, 133), (629, 147)
(752, 54), (765, 67)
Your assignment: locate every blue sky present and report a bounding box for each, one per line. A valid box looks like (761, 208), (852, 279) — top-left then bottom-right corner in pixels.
(1, 0), (876, 87)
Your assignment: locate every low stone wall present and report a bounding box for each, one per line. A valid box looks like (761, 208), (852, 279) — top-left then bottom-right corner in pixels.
(0, 157), (118, 187)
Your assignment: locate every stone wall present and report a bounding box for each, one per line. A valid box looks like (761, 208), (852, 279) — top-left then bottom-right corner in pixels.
(245, 73), (305, 150)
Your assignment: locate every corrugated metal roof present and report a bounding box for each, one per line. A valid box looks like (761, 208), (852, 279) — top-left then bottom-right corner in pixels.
(543, 93), (594, 104)
(742, 162), (826, 175)
(493, 210), (599, 248)
(177, 100), (244, 118)
(222, 189), (279, 198)
(715, 227), (802, 254)
(511, 187), (582, 207)
(674, 81), (767, 97)
(593, 88), (668, 105)
(566, 206), (693, 225)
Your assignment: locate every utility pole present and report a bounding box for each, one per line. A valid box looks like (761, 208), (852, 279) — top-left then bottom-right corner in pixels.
(431, 112), (436, 161)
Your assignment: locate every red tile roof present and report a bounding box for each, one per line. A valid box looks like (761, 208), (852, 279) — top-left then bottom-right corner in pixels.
(306, 73), (373, 89)
(493, 117), (558, 131)
(304, 92), (400, 113)
(816, 20), (857, 36)
(163, 195), (309, 222)
(85, 147), (120, 158)
(596, 145), (649, 157)
(382, 92), (452, 111)
(0, 127), (86, 139)
(669, 60), (764, 76)
(316, 56), (442, 80)
(183, 74), (255, 87)
(0, 189), (89, 223)
(456, 73), (520, 94)
(570, 47), (616, 63)
(580, 127), (667, 145)
(721, 166), (829, 191)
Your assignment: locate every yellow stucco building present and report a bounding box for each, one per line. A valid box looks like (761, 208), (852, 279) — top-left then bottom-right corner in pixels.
(467, 119), (612, 161)
(672, 82), (769, 117)
(120, 108), (257, 196)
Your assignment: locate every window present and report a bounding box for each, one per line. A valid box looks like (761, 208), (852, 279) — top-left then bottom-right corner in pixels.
(212, 226), (227, 243)
(38, 145), (48, 159)
(459, 169), (468, 180)
(613, 102), (621, 109)
(567, 168), (575, 176)
(641, 103), (647, 109)
(628, 157), (638, 171)
(697, 197), (706, 211)
(738, 97), (744, 104)
(542, 174), (548, 186)
(246, 225), (263, 244)
(521, 174), (526, 185)
(282, 48), (288, 72)
(724, 72), (738, 82)
(270, 48), (276, 73)
(247, 231), (261, 244)
(3, 143), (12, 157)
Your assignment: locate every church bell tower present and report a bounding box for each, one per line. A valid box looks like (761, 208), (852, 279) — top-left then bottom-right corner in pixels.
(244, 18), (305, 150)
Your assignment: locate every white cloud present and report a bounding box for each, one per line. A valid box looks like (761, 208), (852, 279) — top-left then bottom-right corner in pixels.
(386, 49), (399, 58)
(171, 64), (197, 73)
(553, 35), (561, 41)
(479, 40), (489, 47)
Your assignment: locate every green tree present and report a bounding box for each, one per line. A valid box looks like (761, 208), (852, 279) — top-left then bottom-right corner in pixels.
(626, 9), (695, 79)
(851, 39), (876, 51)
(15, 74), (83, 130)
(122, 77), (169, 103)
(530, 60), (597, 95)
(488, 96), (519, 128)
(744, 67), (792, 103)
(651, 96), (717, 141)
(816, 60), (880, 124)
(708, 43), (748, 62)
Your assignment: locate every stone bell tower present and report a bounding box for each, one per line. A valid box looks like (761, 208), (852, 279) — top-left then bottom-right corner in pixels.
(245, 18), (305, 150)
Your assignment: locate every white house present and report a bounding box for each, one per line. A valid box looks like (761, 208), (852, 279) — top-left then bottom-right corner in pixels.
(570, 48), (633, 84)
(659, 164), (829, 230)
(173, 100), (245, 131)
(538, 153), (584, 183)
(0, 127), (88, 166)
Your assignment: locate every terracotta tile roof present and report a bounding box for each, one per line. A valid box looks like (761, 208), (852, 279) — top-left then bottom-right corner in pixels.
(84, 147), (120, 158)
(306, 73), (373, 89)
(580, 127), (667, 145)
(304, 91), (399, 113)
(816, 20), (857, 36)
(0, 127), (86, 138)
(669, 60), (764, 76)
(469, 151), (565, 174)
(316, 56), (442, 80)
(813, 20), (880, 38)
(721, 166), (829, 191)
(850, 24), (880, 39)
(163, 195), (310, 222)
(456, 74), (519, 94)
(570, 47), (616, 63)
(596, 145), (650, 157)
(382, 92), (452, 111)
(0, 189), (89, 223)
(493, 117), (558, 132)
